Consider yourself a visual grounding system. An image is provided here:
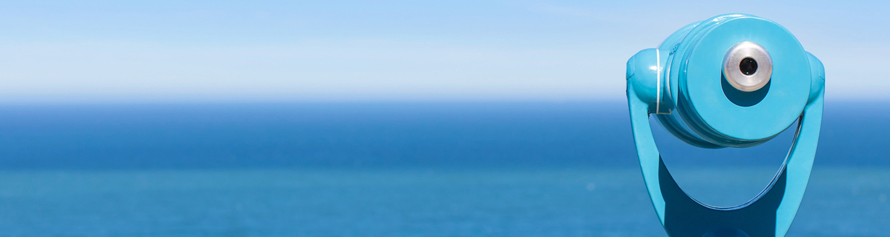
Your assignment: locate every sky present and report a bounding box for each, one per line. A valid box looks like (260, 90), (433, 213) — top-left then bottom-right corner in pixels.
(0, 0), (888, 103)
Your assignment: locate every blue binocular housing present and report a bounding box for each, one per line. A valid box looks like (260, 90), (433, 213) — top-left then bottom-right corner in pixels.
(627, 14), (824, 148)
(626, 14), (825, 237)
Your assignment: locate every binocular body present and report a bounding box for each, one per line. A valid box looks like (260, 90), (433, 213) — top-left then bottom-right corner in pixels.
(626, 14), (824, 237)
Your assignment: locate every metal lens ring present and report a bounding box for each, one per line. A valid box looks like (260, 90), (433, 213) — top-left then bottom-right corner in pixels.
(722, 41), (772, 92)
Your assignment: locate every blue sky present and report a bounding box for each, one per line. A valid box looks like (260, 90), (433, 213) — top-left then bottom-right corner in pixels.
(1, 0), (887, 103)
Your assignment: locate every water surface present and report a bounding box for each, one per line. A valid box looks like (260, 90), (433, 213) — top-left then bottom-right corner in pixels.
(0, 102), (885, 236)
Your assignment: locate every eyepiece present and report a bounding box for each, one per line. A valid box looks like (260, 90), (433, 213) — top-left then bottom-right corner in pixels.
(723, 42), (772, 92)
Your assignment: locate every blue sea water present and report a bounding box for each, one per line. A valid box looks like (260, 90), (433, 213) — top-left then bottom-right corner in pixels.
(0, 102), (887, 236)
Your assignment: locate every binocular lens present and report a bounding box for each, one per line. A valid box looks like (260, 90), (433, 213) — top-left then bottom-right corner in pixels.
(740, 58), (757, 75)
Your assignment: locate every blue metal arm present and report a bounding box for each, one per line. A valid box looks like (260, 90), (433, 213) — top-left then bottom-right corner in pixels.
(627, 81), (823, 237)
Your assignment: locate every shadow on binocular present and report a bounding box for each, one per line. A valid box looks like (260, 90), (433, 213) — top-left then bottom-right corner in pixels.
(722, 75), (769, 107)
(650, 116), (799, 207)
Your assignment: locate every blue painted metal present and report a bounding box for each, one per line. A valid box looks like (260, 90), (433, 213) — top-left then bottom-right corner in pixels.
(626, 14), (824, 237)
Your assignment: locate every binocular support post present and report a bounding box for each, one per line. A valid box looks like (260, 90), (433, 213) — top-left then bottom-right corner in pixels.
(627, 85), (823, 237)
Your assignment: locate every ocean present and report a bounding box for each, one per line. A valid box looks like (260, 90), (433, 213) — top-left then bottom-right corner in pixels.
(0, 102), (886, 236)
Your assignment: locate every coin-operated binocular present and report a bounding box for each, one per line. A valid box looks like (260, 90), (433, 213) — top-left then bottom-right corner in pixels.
(626, 14), (824, 237)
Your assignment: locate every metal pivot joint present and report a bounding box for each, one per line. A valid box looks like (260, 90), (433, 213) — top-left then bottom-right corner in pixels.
(625, 14), (825, 237)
